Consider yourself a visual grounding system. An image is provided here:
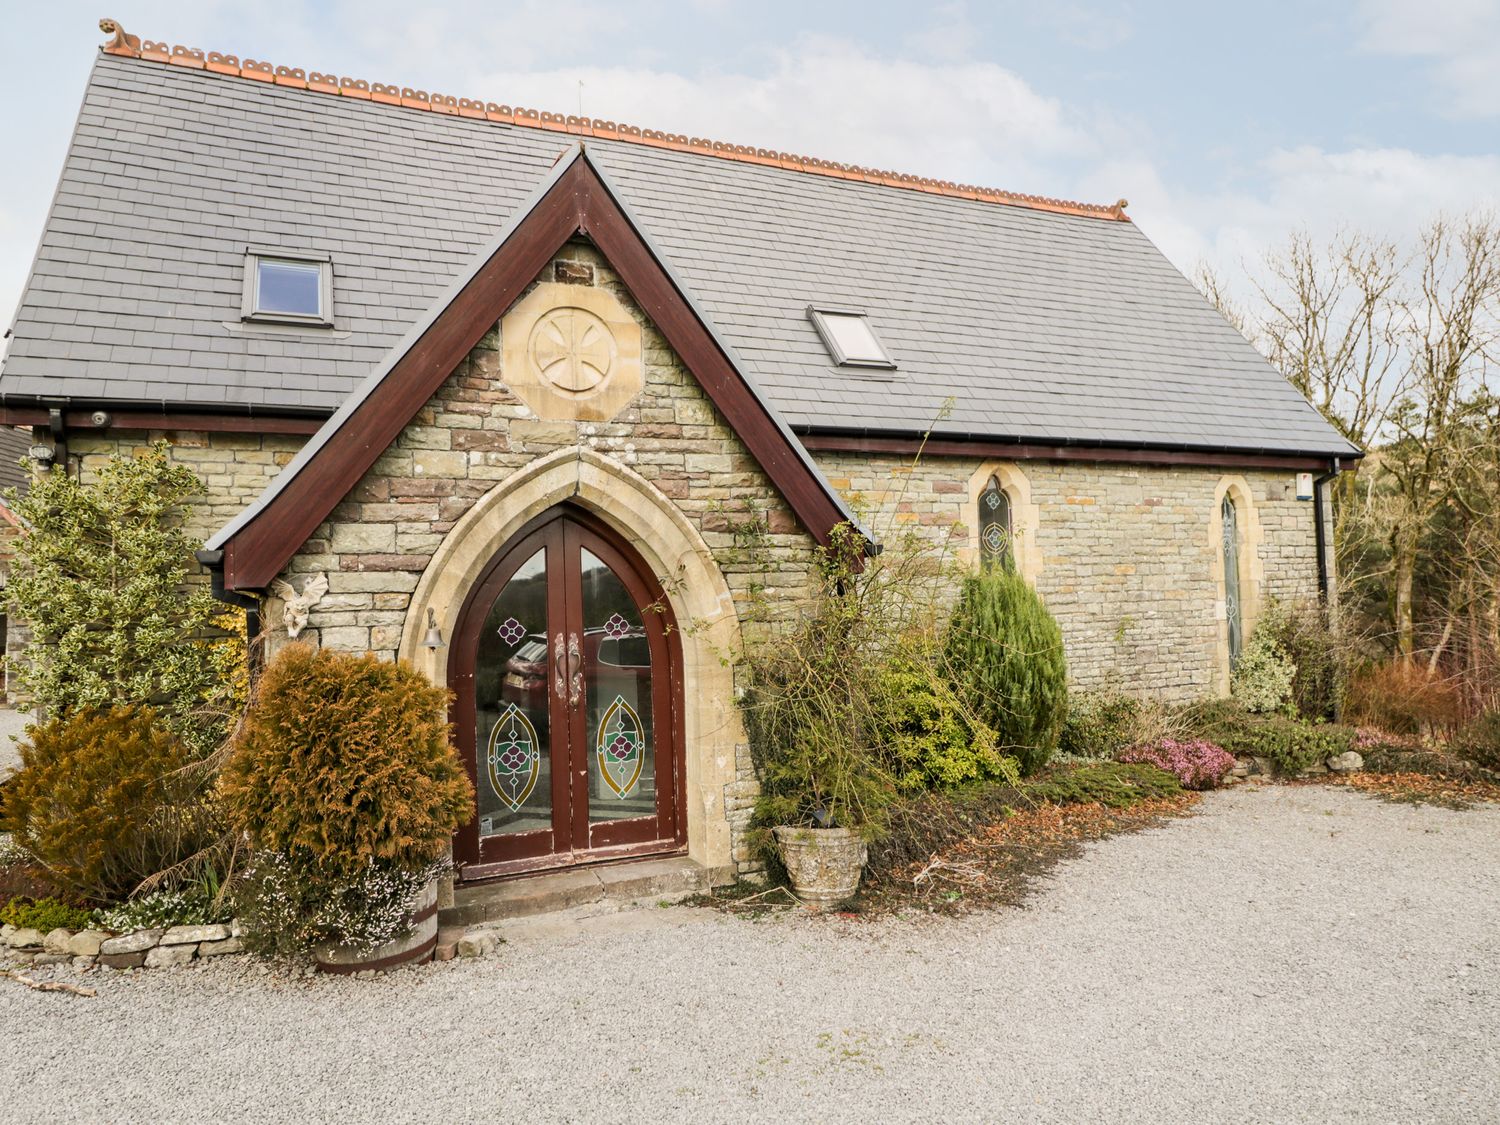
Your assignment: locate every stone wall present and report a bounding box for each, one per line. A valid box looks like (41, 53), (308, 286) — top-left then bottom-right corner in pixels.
(816, 452), (1322, 702)
(67, 430), (305, 543)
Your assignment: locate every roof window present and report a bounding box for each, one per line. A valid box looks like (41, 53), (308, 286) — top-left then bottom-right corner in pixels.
(807, 306), (895, 370)
(243, 250), (333, 325)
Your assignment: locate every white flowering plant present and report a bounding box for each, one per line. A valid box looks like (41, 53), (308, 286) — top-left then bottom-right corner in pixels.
(234, 851), (449, 956)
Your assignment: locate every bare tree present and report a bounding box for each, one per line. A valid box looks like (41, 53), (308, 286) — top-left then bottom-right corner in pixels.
(1382, 216), (1500, 658)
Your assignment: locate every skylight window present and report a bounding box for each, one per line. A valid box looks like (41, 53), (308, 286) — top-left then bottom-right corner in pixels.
(243, 250), (333, 325)
(807, 306), (895, 370)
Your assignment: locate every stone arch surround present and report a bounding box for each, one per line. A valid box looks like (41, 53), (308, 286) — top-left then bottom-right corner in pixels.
(399, 446), (744, 871)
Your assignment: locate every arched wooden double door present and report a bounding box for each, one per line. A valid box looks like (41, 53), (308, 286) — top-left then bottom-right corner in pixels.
(449, 507), (685, 879)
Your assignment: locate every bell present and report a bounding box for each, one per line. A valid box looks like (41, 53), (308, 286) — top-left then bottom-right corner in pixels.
(421, 607), (445, 649)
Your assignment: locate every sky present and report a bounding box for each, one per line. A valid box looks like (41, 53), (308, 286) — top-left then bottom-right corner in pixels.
(2, 0), (1498, 330)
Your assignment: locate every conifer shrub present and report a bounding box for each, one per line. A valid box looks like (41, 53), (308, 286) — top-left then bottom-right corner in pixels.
(943, 568), (1067, 775)
(220, 644), (472, 880)
(875, 656), (1013, 791)
(1, 706), (220, 902)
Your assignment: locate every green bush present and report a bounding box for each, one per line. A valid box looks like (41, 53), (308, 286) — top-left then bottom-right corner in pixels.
(944, 568), (1068, 775)
(1257, 600), (1345, 721)
(1060, 690), (1143, 758)
(1, 706), (221, 901)
(1451, 712), (1500, 773)
(220, 644), (472, 880)
(0, 895), (92, 931)
(5, 442), (246, 754)
(91, 882), (232, 933)
(1183, 699), (1354, 776)
(1025, 761), (1183, 807)
(221, 644), (471, 954)
(743, 523), (968, 843)
(1231, 622), (1296, 714)
(876, 657), (1014, 791)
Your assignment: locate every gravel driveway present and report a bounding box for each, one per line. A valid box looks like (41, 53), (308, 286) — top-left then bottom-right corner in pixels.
(3, 784), (1497, 1123)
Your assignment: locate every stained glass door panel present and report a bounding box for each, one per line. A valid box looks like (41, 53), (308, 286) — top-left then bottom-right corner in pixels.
(452, 508), (684, 877)
(579, 547), (657, 827)
(474, 548), (556, 841)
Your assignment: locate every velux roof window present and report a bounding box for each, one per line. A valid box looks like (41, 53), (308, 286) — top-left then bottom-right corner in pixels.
(807, 306), (896, 370)
(243, 250), (333, 325)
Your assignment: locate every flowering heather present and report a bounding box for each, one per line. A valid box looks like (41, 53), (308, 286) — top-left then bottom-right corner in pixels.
(1352, 726), (1421, 752)
(1119, 739), (1235, 790)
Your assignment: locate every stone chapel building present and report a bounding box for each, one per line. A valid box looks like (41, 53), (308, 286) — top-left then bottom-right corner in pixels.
(0, 24), (1359, 882)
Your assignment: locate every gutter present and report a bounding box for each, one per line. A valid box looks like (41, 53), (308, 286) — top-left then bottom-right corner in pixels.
(1312, 460), (1341, 606)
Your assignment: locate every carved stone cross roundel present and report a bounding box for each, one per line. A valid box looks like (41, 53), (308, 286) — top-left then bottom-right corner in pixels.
(529, 307), (614, 393)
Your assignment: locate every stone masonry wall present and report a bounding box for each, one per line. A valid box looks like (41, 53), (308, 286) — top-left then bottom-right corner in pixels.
(816, 452), (1321, 702)
(68, 430), (306, 543)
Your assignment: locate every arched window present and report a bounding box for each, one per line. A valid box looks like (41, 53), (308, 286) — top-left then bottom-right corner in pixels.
(1221, 494), (1243, 664)
(979, 475), (1014, 571)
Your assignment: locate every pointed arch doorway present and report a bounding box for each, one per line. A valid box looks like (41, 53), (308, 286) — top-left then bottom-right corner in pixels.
(448, 505), (685, 880)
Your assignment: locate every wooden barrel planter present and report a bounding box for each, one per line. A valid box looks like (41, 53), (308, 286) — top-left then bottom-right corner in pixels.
(314, 879), (439, 974)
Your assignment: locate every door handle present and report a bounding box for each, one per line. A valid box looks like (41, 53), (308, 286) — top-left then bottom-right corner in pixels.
(553, 631), (567, 702)
(566, 631), (583, 708)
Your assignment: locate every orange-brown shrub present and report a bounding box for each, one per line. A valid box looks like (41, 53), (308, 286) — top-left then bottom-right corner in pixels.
(219, 644), (472, 879)
(1344, 660), (1463, 736)
(1, 706), (219, 902)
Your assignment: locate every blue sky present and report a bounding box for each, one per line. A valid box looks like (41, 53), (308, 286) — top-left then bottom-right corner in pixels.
(3, 1), (1498, 327)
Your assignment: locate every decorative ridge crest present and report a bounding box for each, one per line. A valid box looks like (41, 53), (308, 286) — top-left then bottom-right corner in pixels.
(96, 19), (1131, 222)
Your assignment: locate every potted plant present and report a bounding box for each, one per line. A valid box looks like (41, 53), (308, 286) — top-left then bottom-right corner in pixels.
(740, 526), (895, 910)
(219, 644), (472, 970)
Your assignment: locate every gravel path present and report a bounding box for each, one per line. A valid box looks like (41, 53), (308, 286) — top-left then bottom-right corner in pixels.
(3, 784), (1497, 1123)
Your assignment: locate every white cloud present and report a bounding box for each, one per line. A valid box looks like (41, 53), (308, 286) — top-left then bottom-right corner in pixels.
(1127, 145), (1500, 303)
(1359, 0), (1500, 117)
(466, 36), (1096, 185)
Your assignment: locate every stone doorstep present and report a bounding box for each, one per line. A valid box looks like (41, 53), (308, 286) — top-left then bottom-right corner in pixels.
(441, 857), (733, 928)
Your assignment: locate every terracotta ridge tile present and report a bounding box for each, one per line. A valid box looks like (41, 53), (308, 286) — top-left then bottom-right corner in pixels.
(95, 19), (1131, 222)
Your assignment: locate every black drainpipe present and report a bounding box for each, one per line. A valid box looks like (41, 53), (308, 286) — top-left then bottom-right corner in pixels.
(1312, 458), (1341, 605)
(196, 548), (263, 674)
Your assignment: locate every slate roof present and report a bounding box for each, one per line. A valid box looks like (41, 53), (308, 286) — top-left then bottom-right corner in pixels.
(0, 50), (1358, 458)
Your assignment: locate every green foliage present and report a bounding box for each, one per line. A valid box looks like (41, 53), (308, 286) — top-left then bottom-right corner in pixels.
(0, 895), (92, 931)
(943, 568), (1068, 774)
(220, 644), (472, 881)
(91, 882), (232, 932)
(876, 656), (1015, 791)
(1, 706), (221, 902)
(1256, 600), (1346, 721)
(1451, 712), (1500, 773)
(1181, 698), (1354, 776)
(1024, 761), (1183, 807)
(5, 442), (246, 754)
(1231, 622), (1297, 714)
(234, 850), (445, 956)
(744, 520), (1002, 843)
(1061, 690), (1144, 758)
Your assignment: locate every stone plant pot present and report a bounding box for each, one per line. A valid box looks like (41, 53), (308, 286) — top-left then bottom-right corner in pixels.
(773, 826), (868, 911)
(314, 878), (438, 974)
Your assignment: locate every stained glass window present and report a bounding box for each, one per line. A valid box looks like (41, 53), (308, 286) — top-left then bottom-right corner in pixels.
(1222, 495), (1243, 665)
(979, 476), (1014, 571)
